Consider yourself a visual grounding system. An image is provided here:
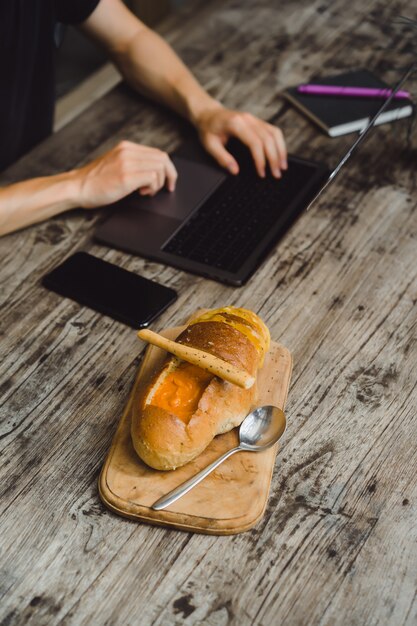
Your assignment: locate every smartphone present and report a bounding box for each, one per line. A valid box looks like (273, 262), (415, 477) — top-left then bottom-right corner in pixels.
(42, 252), (177, 328)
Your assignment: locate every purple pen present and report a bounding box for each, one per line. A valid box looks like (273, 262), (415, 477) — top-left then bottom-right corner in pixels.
(297, 84), (411, 99)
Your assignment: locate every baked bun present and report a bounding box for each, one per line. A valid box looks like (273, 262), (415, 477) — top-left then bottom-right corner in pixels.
(131, 307), (270, 470)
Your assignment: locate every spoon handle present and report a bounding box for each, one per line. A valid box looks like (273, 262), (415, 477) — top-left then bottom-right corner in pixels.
(151, 446), (242, 511)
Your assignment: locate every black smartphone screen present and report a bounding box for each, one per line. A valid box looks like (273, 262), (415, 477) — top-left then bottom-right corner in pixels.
(42, 252), (177, 328)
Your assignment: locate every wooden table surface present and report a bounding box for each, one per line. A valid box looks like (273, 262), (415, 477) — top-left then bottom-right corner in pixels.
(1, 0), (416, 624)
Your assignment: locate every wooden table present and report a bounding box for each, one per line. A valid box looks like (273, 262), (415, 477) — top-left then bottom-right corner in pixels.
(1, 0), (416, 624)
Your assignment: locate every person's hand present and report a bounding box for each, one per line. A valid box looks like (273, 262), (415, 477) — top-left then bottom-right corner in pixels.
(74, 141), (178, 208)
(195, 103), (287, 178)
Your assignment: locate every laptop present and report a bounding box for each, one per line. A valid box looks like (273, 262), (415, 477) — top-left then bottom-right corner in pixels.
(94, 68), (413, 286)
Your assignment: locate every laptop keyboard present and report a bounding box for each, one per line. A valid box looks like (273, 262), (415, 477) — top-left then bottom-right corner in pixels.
(162, 161), (315, 273)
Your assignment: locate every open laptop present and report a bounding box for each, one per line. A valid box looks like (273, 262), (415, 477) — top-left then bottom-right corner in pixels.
(95, 67), (413, 286)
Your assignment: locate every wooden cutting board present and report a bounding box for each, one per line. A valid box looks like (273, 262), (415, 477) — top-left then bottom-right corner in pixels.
(99, 327), (292, 535)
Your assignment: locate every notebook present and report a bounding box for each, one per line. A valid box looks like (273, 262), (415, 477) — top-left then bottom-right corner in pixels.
(284, 69), (414, 136)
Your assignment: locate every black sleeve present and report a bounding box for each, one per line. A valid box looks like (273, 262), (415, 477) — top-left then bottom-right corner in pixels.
(55, 0), (101, 24)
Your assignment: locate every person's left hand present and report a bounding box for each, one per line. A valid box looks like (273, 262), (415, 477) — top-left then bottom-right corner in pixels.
(195, 103), (287, 178)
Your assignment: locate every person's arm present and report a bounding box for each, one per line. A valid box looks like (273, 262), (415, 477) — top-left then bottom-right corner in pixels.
(81, 0), (287, 178)
(0, 0), (286, 237)
(0, 142), (177, 236)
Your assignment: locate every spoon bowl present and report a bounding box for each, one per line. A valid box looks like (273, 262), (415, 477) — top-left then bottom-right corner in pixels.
(152, 405), (287, 511)
(239, 405), (286, 450)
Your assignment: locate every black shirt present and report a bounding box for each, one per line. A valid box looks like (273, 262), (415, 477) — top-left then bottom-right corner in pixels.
(0, 0), (100, 172)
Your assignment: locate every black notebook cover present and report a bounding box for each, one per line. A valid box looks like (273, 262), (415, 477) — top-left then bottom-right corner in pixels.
(284, 69), (414, 136)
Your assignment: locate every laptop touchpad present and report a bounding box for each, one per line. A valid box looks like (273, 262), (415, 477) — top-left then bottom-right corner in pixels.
(123, 156), (226, 220)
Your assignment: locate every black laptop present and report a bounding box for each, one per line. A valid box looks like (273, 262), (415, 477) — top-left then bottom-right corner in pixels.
(95, 137), (329, 286)
(94, 64), (412, 286)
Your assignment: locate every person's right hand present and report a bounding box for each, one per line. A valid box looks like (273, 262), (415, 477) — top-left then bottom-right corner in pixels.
(74, 141), (178, 209)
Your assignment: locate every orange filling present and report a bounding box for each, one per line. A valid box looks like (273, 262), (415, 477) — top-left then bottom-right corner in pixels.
(150, 362), (213, 422)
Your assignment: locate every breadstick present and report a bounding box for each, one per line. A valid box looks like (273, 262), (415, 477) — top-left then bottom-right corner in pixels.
(137, 328), (255, 389)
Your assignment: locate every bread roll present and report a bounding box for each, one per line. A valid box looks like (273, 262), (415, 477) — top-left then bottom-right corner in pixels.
(131, 307), (270, 470)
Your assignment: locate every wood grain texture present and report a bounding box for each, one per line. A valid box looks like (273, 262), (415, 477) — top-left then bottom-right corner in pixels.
(0, 0), (416, 624)
(99, 328), (292, 534)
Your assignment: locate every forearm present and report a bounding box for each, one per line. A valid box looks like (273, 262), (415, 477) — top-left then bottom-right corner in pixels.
(109, 26), (222, 126)
(82, 0), (222, 124)
(0, 141), (179, 236)
(0, 171), (80, 236)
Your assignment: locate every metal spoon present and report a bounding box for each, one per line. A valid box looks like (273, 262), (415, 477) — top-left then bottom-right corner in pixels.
(151, 405), (287, 511)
